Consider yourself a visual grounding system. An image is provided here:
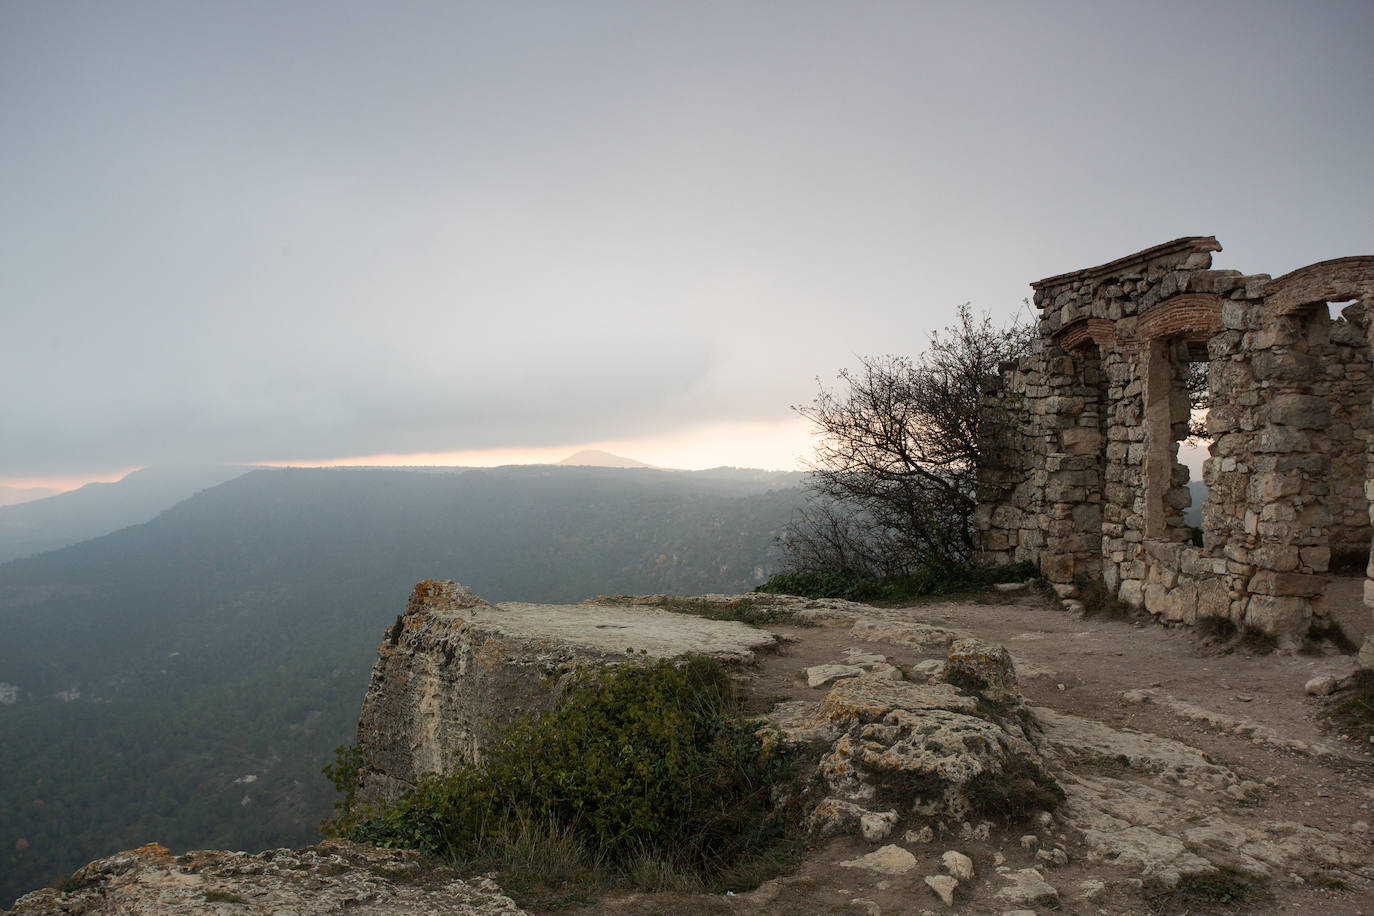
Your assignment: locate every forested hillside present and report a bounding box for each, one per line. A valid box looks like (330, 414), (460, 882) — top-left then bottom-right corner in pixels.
(0, 465), (250, 563)
(0, 465), (804, 905)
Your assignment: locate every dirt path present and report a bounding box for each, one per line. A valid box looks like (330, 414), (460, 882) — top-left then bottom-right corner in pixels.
(558, 587), (1374, 916)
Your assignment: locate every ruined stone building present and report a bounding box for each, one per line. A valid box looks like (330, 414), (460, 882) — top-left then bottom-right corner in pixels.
(974, 237), (1374, 662)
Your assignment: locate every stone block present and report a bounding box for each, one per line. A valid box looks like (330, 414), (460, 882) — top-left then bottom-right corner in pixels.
(1251, 545), (1300, 572)
(1197, 578), (1230, 618)
(1071, 503), (1102, 529)
(1144, 540), (1182, 566)
(1173, 581), (1200, 623)
(979, 531), (1011, 551)
(1062, 427), (1102, 455)
(1118, 579), (1144, 606)
(1254, 426), (1311, 453)
(1144, 582), (1168, 617)
(1267, 393), (1330, 429)
(1041, 553), (1075, 583)
(1220, 300), (1253, 330)
(1247, 570), (1324, 597)
(991, 505), (1021, 529)
(1252, 350), (1320, 382)
(1244, 594), (1310, 639)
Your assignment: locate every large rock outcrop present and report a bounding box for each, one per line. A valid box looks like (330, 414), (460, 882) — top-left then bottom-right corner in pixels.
(769, 637), (1054, 840)
(353, 580), (779, 805)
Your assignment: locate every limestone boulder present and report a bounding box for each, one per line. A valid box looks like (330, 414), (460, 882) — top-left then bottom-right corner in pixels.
(943, 638), (1022, 704)
(772, 640), (1052, 835)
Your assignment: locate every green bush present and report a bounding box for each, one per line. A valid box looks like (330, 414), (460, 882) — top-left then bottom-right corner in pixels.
(756, 561), (1036, 602)
(334, 657), (794, 888)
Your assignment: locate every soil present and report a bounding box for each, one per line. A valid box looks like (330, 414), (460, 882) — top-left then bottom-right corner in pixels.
(552, 585), (1374, 916)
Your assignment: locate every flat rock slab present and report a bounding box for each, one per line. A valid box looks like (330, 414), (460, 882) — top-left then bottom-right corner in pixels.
(994, 867), (1058, 906)
(838, 844), (917, 875)
(495, 601), (777, 661)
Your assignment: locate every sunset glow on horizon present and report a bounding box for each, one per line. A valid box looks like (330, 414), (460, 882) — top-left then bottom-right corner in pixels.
(252, 417), (816, 475)
(2, 418), (817, 492)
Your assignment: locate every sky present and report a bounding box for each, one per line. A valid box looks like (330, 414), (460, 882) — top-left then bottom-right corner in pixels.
(3, 1), (1371, 490)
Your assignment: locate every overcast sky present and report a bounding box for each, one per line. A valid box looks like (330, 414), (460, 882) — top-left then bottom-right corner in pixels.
(3, 1), (1371, 488)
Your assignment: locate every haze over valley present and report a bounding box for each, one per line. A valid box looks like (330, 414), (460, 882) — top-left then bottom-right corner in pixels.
(0, 462), (805, 902)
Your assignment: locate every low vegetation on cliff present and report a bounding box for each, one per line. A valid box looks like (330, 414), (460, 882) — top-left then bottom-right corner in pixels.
(756, 560), (1036, 603)
(326, 656), (807, 905)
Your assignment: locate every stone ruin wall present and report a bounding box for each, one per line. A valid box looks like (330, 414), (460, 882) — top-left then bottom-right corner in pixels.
(974, 237), (1374, 660)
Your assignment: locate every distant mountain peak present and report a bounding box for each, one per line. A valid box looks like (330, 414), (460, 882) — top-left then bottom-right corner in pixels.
(555, 450), (652, 469)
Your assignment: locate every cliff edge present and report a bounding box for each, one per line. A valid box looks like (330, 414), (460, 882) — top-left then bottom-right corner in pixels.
(353, 580), (779, 805)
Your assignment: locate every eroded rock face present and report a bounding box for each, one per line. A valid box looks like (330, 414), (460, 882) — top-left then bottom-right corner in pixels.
(354, 580), (778, 805)
(4, 840), (526, 916)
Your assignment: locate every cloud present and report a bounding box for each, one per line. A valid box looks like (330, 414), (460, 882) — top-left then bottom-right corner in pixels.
(2, 1), (1371, 482)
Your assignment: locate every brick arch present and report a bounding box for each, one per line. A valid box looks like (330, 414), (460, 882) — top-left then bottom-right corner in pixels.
(1265, 256), (1374, 315)
(1136, 293), (1223, 343)
(1056, 318), (1115, 352)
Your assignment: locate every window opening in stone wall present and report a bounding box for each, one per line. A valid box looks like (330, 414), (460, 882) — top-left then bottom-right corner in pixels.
(1181, 351), (1211, 546)
(1143, 339), (1197, 544)
(1322, 299), (1372, 578)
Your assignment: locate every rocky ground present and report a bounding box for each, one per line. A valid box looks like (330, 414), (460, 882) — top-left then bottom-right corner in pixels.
(8, 584), (1373, 915)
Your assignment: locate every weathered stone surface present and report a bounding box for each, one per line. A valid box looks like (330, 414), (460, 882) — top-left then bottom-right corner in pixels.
(354, 580), (778, 804)
(850, 618), (971, 649)
(6, 841), (527, 916)
(838, 844), (917, 875)
(1304, 675), (1338, 696)
(860, 808), (900, 842)
(778, 641), (1051, 835)
(941, 849), (974, 881)
(805, 663), (866, 687)
(923, 873), (958, 906)
(993, 867), (1058, 906)
(944, 638), (1021, 703)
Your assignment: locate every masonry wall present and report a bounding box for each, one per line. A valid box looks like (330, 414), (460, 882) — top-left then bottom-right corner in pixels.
(975, 238), (1374, 657)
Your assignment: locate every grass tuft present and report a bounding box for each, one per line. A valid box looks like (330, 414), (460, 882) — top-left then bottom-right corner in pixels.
(643, 595), (813, 627)
(1144, 868), (1271, 912)
(1195, 615), (1238, 644)
(963, 756), (1066, 821)
(203, 889), (249, 904)
(1239, 626), (1277, 656)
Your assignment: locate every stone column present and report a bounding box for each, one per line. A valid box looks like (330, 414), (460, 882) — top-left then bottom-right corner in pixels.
(1241, 307), (1330, 646)
(1038, 349), (1105, 584)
